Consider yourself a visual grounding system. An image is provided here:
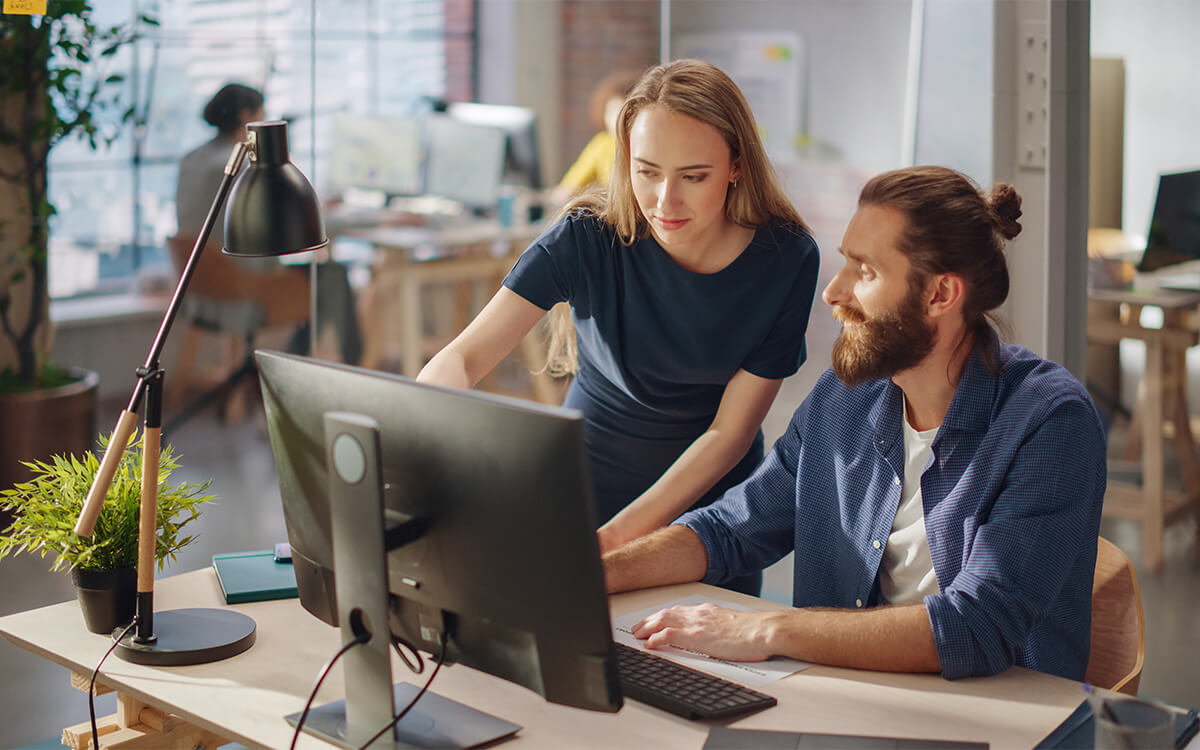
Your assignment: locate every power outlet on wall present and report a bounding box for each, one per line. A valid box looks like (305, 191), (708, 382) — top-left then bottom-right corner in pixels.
(1017, 20), (1049, 171)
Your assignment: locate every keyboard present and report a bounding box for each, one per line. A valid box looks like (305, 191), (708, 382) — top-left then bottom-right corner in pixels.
(614, 641), (777, 720)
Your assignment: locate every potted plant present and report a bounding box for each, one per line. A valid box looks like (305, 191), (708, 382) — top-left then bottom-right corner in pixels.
(0, 4), (153, 499)
(0, 430), (214, 634)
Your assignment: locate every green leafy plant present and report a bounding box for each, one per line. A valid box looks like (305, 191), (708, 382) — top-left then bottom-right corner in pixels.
(0, 430), (215, 572)
(0, 3), (155, 390)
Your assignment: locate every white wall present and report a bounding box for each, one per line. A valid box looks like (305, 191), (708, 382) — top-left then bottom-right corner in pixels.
(913, 0), (993, 182)
(671, 0), (914, 174)
(477, 0), (564, 187)
(1091, 0), (1200, 237)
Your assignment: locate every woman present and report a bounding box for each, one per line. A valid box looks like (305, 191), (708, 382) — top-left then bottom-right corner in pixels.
(550, 68), (643, 203)
(418, 60), (819, 594)
(175, 83), (363, 365)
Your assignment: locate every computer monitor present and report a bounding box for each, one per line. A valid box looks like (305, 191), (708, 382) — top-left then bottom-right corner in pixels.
(423, 114), (508, 209)
(255, 351), (621, 748)
(1136, 169), (1200, 273)
(326, 115), (423, 197)
(444, 102), (543, 190)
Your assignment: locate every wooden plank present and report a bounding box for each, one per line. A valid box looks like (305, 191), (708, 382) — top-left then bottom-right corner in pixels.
(62, 709), (220, 750)
(1102, 482), (1191, 521)
(116, 693), (145, 729)
(1086, 320), (1198, 348)
(102, 722), (227, 750)
(70, 670), (114, 696)
(62, 715), (120, 750)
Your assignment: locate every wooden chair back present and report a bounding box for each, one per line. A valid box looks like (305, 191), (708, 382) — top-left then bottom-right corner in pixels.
(166, 235), (308, 326)
(1085, 536), (1145, 695)
(167, 235), (264, 302)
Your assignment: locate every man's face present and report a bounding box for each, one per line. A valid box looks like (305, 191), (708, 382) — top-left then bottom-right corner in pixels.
(822, 204), (936, 387)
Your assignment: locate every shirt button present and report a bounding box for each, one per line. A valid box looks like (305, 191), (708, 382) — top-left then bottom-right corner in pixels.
(893, 476), (901, 486)
(873, 539), (881, 549)
(855, 599), (863, 608)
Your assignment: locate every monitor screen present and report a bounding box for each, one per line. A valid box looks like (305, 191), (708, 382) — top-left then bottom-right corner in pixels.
(255, 351), (621, 720)
(326, 115), (423, 197)
(444, 102), (543, 189)
(423, 114), (508, 209)
(1137, 169), (1200, 273)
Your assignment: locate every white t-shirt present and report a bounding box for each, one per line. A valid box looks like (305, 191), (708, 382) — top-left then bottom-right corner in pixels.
(878, 403), (941, 605)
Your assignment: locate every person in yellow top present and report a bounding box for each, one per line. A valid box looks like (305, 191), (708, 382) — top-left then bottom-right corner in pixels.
(551, 69), (643, 203)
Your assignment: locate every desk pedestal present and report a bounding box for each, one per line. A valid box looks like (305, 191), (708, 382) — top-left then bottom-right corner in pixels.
(61, 673), (228, 750)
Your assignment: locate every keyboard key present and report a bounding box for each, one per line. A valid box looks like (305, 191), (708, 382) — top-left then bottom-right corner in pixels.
(614, 642), (777, 720)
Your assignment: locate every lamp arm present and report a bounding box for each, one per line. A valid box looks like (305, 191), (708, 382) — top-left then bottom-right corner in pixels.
(74, 140), (250, 538)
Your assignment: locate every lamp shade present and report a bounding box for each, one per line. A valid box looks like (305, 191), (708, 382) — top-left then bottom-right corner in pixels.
(223, 120), (330, 257)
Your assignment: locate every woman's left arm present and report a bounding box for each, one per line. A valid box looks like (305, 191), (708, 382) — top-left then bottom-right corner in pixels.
(597, 369), (783, 553)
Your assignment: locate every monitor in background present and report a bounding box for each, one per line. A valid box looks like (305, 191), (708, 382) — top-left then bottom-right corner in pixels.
(423, 114), (507, 210)
(1137, 169), (1200, 273)
(444, 102), (543, 190)
(255, 351), (620, 748)
(326, 115), (423, 198)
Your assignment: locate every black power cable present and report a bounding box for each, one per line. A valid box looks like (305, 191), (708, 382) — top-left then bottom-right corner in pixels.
(289, 632), (370, 750)
(391, 636), (424, 675)
(90, 618), (139, 750)
(356, 641), (445, 750)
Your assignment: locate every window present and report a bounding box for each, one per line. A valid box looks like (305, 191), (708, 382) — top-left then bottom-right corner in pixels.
(47, 0), (473, 299)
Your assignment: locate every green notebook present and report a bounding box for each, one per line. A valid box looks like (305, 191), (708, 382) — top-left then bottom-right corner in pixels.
(212, 550), (299, 604)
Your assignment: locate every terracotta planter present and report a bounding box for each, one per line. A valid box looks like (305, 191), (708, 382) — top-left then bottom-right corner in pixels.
(72, 567), (137, 634)
(0, 368), (99, 529)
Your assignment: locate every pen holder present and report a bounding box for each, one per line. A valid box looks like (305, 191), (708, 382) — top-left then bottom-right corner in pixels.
(1095, 697), (1175, 749)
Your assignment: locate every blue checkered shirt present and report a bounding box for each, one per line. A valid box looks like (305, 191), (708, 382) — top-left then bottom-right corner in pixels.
(677, 339), (1106, 680)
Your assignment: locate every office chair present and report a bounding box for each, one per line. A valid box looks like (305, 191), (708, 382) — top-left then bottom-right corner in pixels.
(165, 235), (310, 432)
(1085, 536), (1145, 696)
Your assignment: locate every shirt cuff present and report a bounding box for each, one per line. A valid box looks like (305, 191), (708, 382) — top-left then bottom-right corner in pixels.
(924, 592), (972, 680)
(674, 514), (727, 585)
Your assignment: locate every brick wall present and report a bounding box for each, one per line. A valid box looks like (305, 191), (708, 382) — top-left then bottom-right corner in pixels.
(558, 0), (659, 183)
(444, 0), (475, 102)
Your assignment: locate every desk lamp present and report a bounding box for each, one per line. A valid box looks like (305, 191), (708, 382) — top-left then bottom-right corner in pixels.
(73, 121), (327, 666)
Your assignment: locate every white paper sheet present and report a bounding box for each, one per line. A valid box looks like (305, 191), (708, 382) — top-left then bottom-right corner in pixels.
(612, 594), (812, 688)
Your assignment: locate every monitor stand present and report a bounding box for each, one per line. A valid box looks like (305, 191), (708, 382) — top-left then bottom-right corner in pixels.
(285, 412), (521, 749)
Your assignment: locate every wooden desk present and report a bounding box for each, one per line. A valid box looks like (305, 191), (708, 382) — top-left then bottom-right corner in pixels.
(1, 568), (1100, 749)
(1088, 287), (1200, 571)
(342, 220), (560, 404)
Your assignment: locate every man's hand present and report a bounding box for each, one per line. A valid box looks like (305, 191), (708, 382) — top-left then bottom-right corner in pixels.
(631, 602), (777, 662)
(629, 601), (942, 673)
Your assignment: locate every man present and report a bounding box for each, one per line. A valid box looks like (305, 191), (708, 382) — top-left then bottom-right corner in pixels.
(604, 166), (1106, 681)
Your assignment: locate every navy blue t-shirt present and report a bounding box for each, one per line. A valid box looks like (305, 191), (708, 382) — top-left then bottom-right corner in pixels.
(504, 213), (820, 524)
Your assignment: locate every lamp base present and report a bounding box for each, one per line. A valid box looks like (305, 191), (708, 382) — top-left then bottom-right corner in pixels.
(114, 608), (256, 666)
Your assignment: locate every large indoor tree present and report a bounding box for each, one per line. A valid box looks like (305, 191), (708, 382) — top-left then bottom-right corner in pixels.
(0, 2), (149, 389)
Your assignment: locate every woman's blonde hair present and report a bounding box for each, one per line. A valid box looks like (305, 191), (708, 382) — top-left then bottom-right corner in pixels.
(543, 59), (808, 376)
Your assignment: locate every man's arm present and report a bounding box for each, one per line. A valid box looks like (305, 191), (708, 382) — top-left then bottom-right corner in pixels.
(603, 525), (709, 594)
(630, 601), (941, 673)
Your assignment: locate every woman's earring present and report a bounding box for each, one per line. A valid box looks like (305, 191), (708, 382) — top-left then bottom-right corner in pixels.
(731, 179), (739, 189)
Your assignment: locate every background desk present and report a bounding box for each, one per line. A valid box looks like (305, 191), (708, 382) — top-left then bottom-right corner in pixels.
(1088, 286), (1200, 571)
(1, 568), (1098, 749)
(339, 220), (560, 404)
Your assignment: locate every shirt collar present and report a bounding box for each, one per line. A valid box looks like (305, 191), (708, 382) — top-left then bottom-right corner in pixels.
(941, 332), (1001, 434)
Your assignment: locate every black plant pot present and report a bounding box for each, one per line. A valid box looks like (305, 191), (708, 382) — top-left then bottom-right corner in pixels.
(72, 567), (137, 635)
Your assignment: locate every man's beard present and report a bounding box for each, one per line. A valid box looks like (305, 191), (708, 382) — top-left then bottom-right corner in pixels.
(831, 283), (936, 388)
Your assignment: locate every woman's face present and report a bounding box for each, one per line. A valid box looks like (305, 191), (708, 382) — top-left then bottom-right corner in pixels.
(628, 105), (739, 253)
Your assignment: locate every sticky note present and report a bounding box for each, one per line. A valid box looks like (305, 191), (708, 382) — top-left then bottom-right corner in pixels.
(4, 0), (48, 14)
